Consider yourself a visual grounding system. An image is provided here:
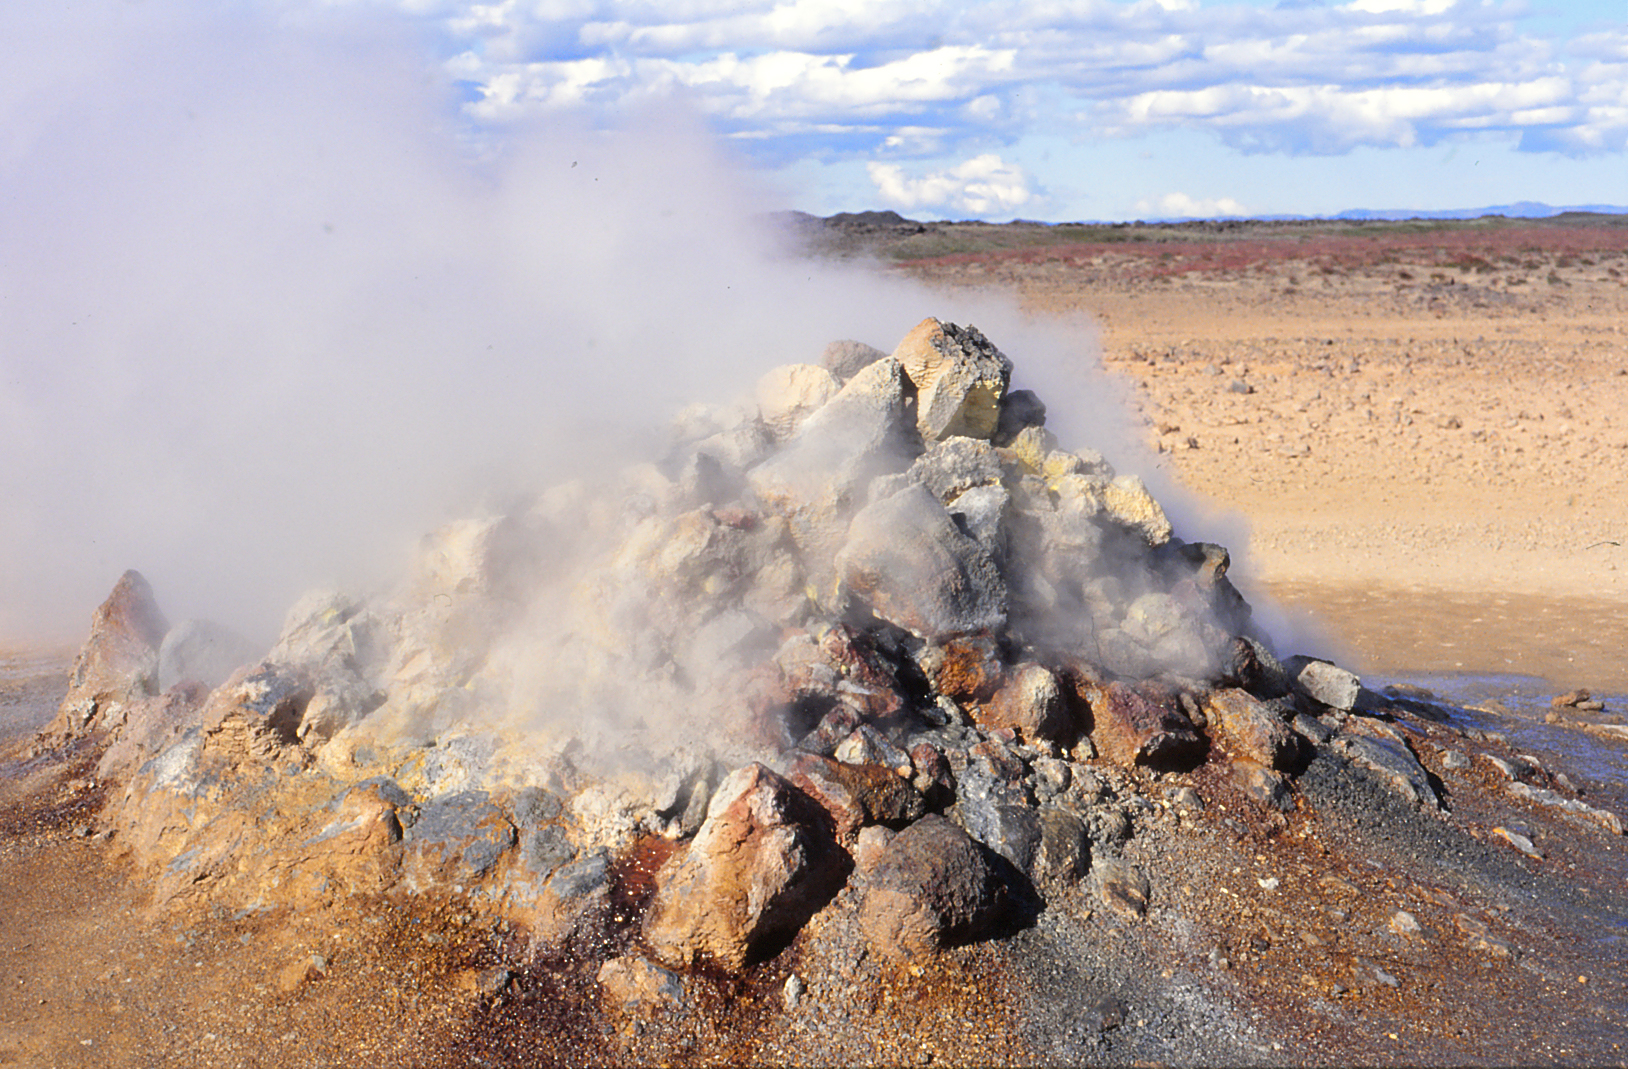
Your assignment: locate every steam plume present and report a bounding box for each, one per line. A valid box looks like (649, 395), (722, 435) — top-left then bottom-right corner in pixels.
(0, 0), (1236, 656)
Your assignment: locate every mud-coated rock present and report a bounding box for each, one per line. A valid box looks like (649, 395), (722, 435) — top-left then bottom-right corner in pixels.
(50, 570), (170, 738)
(836, 482), (1006, 640)
(643, 763), (845, 971)
(860, 814), (1007, 958)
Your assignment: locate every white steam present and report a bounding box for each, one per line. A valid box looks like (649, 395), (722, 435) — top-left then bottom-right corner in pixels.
(0, 0), (1249, 655)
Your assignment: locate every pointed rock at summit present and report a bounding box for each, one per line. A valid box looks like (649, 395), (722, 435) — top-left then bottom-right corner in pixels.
(836, 482), (1007, 640)
(892, 318), (1013, 442)
(48, 570), (170, 739)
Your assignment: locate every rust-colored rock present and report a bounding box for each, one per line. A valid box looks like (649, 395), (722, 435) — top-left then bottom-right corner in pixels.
(917, 633), (1005, 702)
(787, 753), (925, 843)
(1203, 688), (1301, 771)
(1080, 680), (1206, 770)
(643, 763), (846, 971)
(982, 663), (1069, 743)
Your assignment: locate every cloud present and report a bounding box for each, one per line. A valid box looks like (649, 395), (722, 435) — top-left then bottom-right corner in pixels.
(393, 0), (1625, 173)
(1131, 191), (1249, 218)
(868, 153), (1037, 215)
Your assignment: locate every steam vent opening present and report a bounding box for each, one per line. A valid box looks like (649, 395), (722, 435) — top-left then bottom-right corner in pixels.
(22, 314), (1628, 1064)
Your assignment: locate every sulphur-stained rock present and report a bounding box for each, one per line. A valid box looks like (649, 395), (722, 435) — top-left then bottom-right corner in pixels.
(1204, 688), (1303, 771)
(1286, 655), (1361, 711)
(1081, 681), (1207, 771)
(51, 569), (170, 738)
(755, 363), (840, 442)
(891, 317), (1013, 442)
(182, 662), (314, 769)
(642, 763), (846, 971)
(157, 619), (260, 692)
(414, 514), (539, 601)
(1102, 474), (1172, 546)
(860, 813), (1007, 959)
(982, 663), (1070, 744)
(401, 790), (517, 892)
(836, 482), (1006, 640)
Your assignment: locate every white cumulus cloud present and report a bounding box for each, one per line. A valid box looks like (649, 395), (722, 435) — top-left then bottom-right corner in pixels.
(867, 153), (1037, 216)
(1131, 192), (1250, 218)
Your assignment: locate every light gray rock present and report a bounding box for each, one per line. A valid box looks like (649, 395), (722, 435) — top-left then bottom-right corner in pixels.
(836, 483), (1007, 640)
(755, 363), (840, 443)
(748, 357), (920, 592)
(1286, 656), (1362, 711)
(158, 620), (261, 693)
(908, 436), (1004, 504)
(821, 339), (887, 382)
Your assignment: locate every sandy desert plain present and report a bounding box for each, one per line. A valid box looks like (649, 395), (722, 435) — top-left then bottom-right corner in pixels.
(3, 212), (1628, 1067)
(865, 212), (1628, 693)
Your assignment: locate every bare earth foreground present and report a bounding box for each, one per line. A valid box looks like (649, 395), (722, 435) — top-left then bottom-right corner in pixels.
(4, 215), (1628, 1067)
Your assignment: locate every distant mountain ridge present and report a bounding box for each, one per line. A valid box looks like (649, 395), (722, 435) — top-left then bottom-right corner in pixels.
(1329, 202), (1628, 221)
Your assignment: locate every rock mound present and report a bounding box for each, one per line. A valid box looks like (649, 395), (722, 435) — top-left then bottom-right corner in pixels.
(40, 315), (1612, 979)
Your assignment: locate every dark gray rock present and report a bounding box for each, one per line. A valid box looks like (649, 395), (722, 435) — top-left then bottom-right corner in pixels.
(993, 388), (1046, 446)
(403, 790), (518, 884)
(860, 813), (1008, 957)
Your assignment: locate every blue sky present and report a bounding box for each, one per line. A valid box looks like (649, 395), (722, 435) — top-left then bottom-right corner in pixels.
(398, 0), (1628, 220)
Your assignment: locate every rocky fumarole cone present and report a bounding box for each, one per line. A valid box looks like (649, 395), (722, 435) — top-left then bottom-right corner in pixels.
(46, 316), (1448, 969)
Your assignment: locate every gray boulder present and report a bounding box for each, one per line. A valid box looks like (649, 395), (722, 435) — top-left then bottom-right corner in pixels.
(836, 482), (1007, 640)
(158, 619), (261, 693)
(860, 814), (1008, 958)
